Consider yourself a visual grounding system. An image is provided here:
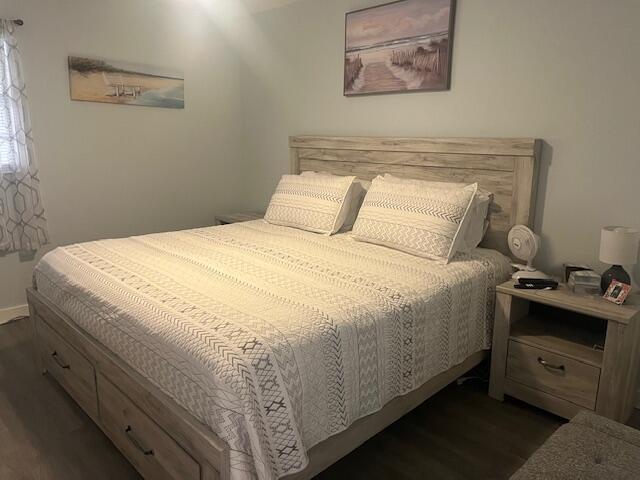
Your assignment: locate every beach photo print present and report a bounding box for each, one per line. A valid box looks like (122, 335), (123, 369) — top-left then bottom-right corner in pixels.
(68, 56), (184, 109)
(344, 0), (456, 96)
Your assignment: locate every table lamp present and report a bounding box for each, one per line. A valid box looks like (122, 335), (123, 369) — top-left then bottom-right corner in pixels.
(599, 226), (640, 293)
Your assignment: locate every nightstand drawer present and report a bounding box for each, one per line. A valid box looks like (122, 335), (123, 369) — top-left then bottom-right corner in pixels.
(506, 340), (600, 409)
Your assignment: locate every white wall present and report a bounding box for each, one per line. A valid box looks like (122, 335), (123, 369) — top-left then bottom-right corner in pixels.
(0, 0), (248, 310)
(239, 0), (640, 280)
(2, 0), (639, 312)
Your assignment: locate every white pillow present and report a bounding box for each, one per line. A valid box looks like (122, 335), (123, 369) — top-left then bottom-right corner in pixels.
(352, 176), (477, 262)
(301, 171), (371, 231)
(382, 174), (492, 252)
(458, 192), (491, 252)
(264, 174), (355, 234)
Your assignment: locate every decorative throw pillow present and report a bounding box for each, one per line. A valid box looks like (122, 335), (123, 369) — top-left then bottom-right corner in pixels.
(457, 192), (492, 253)
(382, 174), (492, 253)
(352, 176), (477, 262)
(264, 174), (356, 234)
(340, 179), (371, 231)
(301, 171), (371, 231)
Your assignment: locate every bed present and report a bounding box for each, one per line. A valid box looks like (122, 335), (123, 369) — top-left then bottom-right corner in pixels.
(27, 135), (541, 480)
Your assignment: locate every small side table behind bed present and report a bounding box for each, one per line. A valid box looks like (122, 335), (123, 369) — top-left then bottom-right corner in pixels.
(215, 212), (263, 226)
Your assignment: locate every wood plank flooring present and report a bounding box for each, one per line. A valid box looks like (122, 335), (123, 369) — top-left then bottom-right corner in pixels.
(316, 380), (558, 480)
(0, 317), (633, 480)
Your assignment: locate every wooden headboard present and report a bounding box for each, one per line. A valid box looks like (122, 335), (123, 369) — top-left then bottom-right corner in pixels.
(289, 135), (541, 257)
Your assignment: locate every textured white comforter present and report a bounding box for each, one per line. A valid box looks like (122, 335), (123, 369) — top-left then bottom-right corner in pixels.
(34, 220), (511, 480)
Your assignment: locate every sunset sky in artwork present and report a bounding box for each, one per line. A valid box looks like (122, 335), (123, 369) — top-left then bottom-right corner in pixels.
(346, 0), (451, 50)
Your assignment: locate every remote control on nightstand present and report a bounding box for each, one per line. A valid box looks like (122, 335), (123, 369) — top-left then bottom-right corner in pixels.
(514, 278), (559, 290)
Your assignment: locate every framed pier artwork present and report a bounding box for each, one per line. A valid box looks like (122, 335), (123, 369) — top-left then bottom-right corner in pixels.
(344, 0), (456, 96)
(68, 56), (184, 108)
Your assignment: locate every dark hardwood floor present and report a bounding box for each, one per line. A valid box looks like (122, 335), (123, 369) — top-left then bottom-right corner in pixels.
(2, 316), (633, 480)
(315, 372), (562, 480)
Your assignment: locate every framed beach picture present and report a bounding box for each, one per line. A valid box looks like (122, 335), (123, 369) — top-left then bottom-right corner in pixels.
(344, 0), (456, 96)
(68, 56), (184, 108)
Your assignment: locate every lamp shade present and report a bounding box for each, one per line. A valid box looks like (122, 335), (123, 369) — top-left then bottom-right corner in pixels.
(599, 226), (640, 265)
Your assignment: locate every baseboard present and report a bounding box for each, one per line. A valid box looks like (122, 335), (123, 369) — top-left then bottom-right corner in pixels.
(0, 304), (29, 325)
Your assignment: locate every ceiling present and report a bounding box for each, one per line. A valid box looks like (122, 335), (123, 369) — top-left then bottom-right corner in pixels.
(243, 0), (304, 13)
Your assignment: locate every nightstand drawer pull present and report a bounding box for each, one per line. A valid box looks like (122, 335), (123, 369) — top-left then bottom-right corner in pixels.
(537, 357), (565, 372)
(51, 350), (71, 370)
(125, 425), (154, 456)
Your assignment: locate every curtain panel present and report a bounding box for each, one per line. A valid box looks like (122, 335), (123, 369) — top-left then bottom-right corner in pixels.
(0, 19), (48, 253)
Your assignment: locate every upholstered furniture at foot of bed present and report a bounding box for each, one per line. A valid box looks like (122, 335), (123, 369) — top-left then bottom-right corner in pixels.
(511, 410), (640, 479)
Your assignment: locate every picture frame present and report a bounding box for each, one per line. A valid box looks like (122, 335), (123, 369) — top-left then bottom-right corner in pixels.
(68, 56), (184, 109)
(603, 279), (632, 305)
(344, 0), (457, 96)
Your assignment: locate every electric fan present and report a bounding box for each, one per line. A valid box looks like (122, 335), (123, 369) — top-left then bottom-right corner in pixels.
(508, 225), (550, 280)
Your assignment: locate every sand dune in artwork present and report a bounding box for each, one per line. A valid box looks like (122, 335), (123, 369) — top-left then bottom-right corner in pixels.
(345, 36), (449, 95)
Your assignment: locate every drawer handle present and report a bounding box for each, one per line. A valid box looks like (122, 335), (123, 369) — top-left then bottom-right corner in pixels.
(125, 426), (155, 456)
(537, 357), (565, 372)
(51, 351), (71, 370)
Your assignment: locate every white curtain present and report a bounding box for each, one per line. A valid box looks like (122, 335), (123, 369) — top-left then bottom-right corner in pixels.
(0, 19), (48, 253)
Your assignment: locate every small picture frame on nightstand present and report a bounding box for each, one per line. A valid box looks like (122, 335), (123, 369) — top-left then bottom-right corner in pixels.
(603, 280), (631, 305)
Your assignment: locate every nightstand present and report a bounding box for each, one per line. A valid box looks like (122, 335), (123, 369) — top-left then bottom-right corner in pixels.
(215, 212), (263, 225)
(489, 281), (640, 423)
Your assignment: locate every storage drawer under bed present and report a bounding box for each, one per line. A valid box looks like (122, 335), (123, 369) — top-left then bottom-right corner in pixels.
(97, 373), (201, 480)
(36, 317), (99, 419)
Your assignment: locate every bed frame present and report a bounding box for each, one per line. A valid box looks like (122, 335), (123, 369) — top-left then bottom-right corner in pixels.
(27, 136), (541, 480)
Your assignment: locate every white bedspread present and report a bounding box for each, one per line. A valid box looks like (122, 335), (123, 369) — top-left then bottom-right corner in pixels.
(34, 220), (511, 480)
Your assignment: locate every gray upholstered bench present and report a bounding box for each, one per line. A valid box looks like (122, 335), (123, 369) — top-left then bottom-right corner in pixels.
(511, 410), (640, 479)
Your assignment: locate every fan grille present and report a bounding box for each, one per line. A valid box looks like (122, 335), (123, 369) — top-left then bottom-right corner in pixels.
(508, 225), (539, 264)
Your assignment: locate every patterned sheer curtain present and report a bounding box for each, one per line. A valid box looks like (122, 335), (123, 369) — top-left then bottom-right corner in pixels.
(0, 19), (48, 253)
